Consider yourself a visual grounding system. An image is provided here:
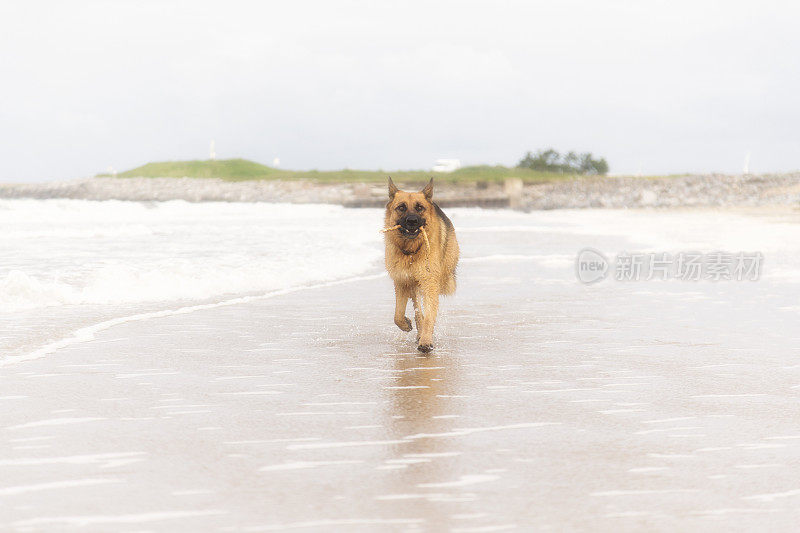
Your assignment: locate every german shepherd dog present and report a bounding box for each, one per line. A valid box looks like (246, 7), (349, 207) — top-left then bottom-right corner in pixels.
(384, 178), (459, 353)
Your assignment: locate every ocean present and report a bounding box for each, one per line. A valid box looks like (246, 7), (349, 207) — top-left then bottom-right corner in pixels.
(0, 200), (386, 361)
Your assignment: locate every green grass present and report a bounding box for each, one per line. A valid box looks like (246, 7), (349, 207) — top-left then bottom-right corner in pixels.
(100, 158), (593, 184)
(112, 159), (279, 180)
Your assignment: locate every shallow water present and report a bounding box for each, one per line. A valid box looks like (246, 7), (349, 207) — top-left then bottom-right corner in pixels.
(1, 200), (384, 358)
(3, 201), (800, 361)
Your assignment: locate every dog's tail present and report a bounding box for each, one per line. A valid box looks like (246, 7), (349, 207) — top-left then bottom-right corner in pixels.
(441, 273), (457, 296)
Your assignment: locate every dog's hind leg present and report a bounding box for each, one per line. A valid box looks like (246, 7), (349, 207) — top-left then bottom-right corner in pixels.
(393, 283), (412, 332)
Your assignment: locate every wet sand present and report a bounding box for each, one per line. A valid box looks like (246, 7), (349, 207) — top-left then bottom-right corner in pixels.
(2, 208), (800, 532)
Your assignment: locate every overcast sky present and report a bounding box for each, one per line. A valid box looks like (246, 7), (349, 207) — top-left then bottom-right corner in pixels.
(1, 0), (799, 182)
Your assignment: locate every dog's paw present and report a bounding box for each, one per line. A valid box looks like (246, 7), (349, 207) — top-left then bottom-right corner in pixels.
(417, 343), (433, 353)
(395, 317), (413, 332)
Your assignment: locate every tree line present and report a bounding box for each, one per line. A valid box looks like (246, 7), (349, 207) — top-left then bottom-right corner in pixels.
(518, 149), (609, 175)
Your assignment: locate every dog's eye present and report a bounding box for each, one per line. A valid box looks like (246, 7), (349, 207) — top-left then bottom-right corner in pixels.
(415, 204), (424, 213)
(396, 204), (406, 212)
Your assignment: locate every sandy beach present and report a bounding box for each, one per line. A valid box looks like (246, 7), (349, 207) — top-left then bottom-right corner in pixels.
(2, 203), (800, 531)
(7, 0), (800, 529)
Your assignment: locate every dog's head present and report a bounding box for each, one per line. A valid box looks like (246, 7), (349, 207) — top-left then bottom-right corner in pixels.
(386, 177), (434, 239)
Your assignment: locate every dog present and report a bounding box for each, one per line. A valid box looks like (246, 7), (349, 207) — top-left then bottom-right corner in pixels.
(384, 177), (459, 353)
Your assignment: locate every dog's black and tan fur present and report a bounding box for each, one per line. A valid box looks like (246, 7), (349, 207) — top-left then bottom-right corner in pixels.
(384, 178), (459, 352)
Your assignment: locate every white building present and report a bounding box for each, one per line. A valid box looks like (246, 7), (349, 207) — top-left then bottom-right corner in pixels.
(432, 159), (461, 173)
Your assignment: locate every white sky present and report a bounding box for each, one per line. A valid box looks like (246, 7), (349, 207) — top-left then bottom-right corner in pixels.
(1, 0), (799, 181)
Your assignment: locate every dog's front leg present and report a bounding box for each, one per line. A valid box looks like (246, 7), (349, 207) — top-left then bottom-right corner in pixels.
(393, 283), (412, 332)
(411, 291), (423, 340)
(417, 284), (439, 353)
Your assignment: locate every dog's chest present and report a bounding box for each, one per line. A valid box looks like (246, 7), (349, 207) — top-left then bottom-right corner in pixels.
(393, 250), (433, 281)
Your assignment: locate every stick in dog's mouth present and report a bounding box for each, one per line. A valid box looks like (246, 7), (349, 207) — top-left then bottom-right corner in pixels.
(381, 225), (430, 264)
(420, 225), (430, 251)
(381, 220), (427, 235)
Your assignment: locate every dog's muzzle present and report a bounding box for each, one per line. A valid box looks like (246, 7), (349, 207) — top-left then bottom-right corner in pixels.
(398, 214), (425, 238)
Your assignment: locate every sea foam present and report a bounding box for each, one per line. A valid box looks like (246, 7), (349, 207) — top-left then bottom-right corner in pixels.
(0, 199), (384, 311)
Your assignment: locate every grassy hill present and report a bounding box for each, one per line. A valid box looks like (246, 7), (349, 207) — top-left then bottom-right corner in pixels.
(103, 158), (585, 183)
(114, 159), (279, 180)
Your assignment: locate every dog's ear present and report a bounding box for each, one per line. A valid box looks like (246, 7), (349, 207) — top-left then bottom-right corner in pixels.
(388, 177), (398, 199)
(421, 178), (434, 200)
